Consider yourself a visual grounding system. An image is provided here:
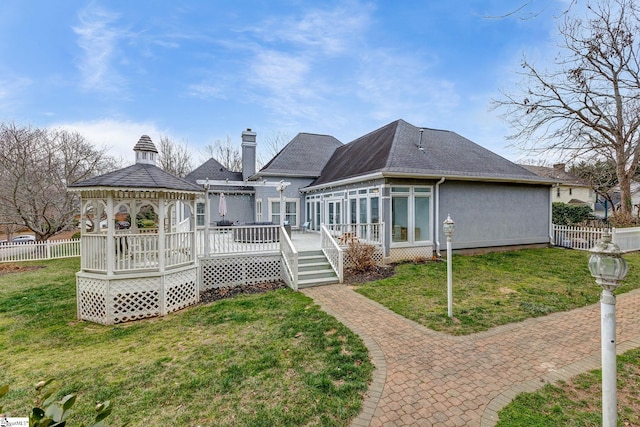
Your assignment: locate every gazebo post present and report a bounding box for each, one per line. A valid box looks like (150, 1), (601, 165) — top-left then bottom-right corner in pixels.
(158, 195), (166, 273)
(106, 194), (115, 276)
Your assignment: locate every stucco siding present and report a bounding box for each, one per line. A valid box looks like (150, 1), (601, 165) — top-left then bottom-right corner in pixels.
(439, 181), (551, 250)
(210, 193), (254, 224)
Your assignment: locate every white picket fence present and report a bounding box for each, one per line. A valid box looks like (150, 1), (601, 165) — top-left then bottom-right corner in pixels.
(0, 239), (80, 263)
(552, 224), (640, 253)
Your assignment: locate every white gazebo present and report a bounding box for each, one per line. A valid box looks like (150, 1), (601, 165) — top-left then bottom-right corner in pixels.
(68, 135), (204, 325)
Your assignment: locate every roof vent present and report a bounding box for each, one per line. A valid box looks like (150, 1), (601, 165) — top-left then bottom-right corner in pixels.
(418, 128), (424, 151)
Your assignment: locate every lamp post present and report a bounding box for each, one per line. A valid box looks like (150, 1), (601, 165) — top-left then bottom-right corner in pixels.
(443, 214), (455, 318)
(588, 230), (628, 427)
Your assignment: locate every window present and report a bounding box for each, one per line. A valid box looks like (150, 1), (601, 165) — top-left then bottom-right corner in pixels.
(271, 201), (280, 224)
(350, 199), (357, 224)
(269, 199), (298, 226)
(196, 202), (205, 227)
(391, 186), (432, 244)
(557, 188), (560, 197)
(285, 201), (297, 225)
(569, 188), (572, 195)
(370, 197), (379, 223)
(359, 198), (368, 223)
(256, 200), (263, 222)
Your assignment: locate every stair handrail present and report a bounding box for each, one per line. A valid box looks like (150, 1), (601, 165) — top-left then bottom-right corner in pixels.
(320, 224), (343, 283)
(280, 226), (298, 290)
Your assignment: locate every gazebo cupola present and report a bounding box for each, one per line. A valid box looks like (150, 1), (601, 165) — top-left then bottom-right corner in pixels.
(134, 134), (158, 165)
(68, 135), (204, 325)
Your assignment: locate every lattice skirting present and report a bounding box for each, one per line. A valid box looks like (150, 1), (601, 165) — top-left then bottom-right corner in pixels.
(343, 246), (385, 268)
(387, 246), (434, 263)
(76, 266), (198, 325)
(199, 252), (282, 290)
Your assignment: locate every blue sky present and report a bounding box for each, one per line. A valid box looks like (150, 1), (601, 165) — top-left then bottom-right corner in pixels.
(0, 1), (568, 165)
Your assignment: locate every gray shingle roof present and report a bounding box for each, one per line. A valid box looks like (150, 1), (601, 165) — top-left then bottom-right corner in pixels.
(69, 163), (203, 192)
(257, 133), (343, 177)
(312, 119), (549, 186)
(184, 158), (254, 192)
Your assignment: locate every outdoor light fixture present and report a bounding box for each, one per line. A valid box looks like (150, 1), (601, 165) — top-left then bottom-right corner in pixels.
(443, 214), (455, 238)
(443, 214), (455, 318)
(588, 230), (628, 427)
(588, 231), (628, 290)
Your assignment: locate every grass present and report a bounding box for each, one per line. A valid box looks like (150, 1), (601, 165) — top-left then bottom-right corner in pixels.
(354, 247), (640, 335)
(0, 258), (373, 426)
(496, 347), (640, 426)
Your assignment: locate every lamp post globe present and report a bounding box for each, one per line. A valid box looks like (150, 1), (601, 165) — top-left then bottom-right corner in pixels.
(588, 230), (628, 427)
(443, 214), (455, 240)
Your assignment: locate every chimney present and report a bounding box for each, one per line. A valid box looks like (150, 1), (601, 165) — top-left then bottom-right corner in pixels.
(241, 128), (257, 181)
(553, 163), (566, 173)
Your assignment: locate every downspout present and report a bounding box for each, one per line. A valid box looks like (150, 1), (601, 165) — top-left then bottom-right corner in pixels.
(435, 177), (445, 257)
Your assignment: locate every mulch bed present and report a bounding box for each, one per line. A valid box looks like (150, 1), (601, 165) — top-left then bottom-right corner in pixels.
(199, 265), (399, 304)
(0, 264), (45, 275)
(200, 282), (288, 304)
(343, 264), (396, 285)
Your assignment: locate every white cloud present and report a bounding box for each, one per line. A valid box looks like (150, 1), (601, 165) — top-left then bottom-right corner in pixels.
(73, 5), (129, 93)
(258, 3), (371, 55)
(53, 119), (168, 165)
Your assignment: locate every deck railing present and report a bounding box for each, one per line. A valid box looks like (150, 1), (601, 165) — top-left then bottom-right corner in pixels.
(0, 239), (80, 263)
(325, 223), (383, 246)
(196, 225), (282, 255)
(280, 226), (298, 290)
(321, 224), (343, 283)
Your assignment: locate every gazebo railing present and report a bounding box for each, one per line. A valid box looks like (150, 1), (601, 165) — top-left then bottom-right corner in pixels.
(165, 231), (194, 266)
(81, 231), (194, 273)
(81, 234), (107, 271)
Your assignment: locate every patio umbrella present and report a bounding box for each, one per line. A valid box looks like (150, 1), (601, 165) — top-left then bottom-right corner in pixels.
(218, 193), (227, 219)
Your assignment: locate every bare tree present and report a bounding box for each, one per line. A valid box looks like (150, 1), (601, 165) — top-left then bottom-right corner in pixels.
(201, 135), (242, 171)
(0, 123), (117, 240)
(157, 135), (193, 177)
(494, 0), (640, 215)
(570, 160), (619, 211)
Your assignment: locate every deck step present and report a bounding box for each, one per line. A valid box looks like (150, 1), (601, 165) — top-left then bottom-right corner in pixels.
(298, 276), (339, 288)
(296, 250), (338, 288)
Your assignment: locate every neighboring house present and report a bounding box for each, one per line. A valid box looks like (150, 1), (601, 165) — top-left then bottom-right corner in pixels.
(521, 163), (596, 212)
(186, 119), (554, 261)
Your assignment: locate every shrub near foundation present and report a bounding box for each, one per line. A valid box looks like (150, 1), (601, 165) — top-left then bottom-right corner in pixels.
(346, 240), (377, 272)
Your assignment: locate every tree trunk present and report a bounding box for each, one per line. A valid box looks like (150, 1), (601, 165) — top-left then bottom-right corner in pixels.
(617, 170), (633, 215)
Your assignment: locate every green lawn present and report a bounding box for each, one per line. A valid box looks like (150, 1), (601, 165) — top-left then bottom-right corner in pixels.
(496, 347), (640, 426)
(0, 258), (373, 426)
(354, 247), (640, 335)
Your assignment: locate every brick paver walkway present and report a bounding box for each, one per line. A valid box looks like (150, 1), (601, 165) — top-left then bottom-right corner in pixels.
(302, 285), (640, 427)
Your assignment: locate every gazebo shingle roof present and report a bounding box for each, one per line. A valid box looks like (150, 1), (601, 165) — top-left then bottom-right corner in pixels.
(69, 163), (203, 192)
